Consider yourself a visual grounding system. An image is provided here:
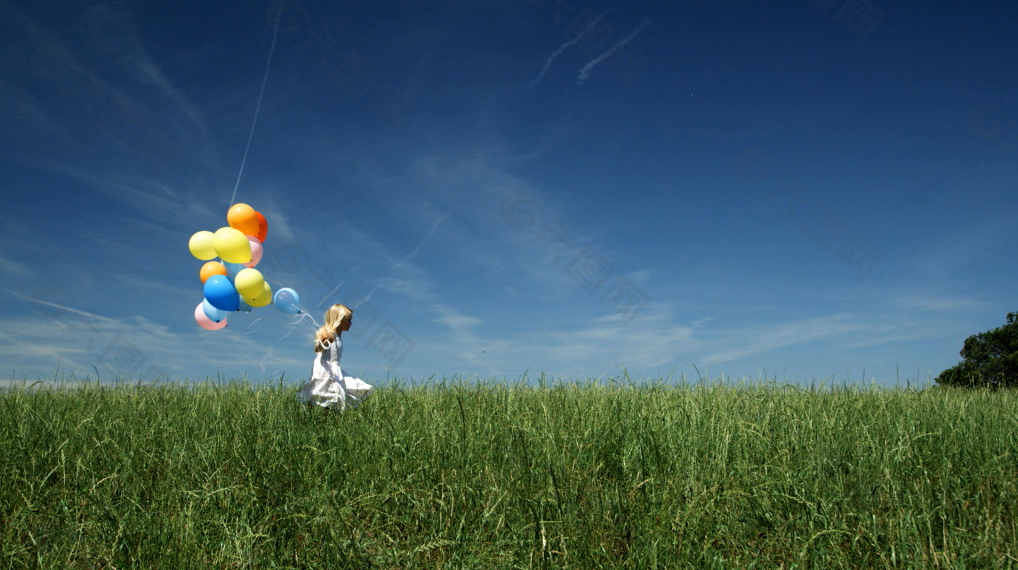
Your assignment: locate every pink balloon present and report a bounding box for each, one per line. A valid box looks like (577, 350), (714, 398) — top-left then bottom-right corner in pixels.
(194, 302), (227, 330)
(243, 236), (263, 268)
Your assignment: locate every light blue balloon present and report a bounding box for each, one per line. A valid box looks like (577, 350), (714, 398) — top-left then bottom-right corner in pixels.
(273, 287), (301, 314)
(202, 298), (229, 322)
(223, 262), (247, 282)
(237, 299), (253, 313)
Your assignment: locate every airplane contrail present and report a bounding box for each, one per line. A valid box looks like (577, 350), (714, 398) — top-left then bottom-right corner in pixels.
(531, 11), (609, 88)
(576, 19), (651, 85)
(355, 284), (381, 307)
(342, 212), (448, 310)
(317, 280), (345, 308)
(1, 287), (120, 324)
(404, 213), (448, 262)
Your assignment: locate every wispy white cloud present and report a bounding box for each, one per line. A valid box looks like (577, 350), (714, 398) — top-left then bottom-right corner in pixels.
(904, 215), (1018, 282)
(700, 314), (868, 365)
(2, 0), (214, 211)
(0, 253), (30, 278)
(1, 286), (123, 325)
(396, 148), (611, 297)
(311, 144), (684, 376)
(82, 1), (208, 138)
(385, 300), (691, 381)
(319, 208), (451, 306)
(546, 302), (691, 368)
(133, 58), (207, 139)
(577, 19), (651, 84)
(61, 165), (189, 219)
(430, 303), (486, 359)
(0, 78), (78, 150)
(692, 308), (969, 380)
(258, 201), (296, 242)
(187, 200), (218, 222)
(317, 280), (346, 309)
(434, 311), (483, 331)
(531, 10), (609, 88)
(0, 306), (310, 383)
(893, 293), (984, 313)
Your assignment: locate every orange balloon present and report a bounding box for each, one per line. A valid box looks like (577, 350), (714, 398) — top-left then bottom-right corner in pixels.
(255, 211), (268, 242)
(227, 203), (259, 236)
(200, 261), (228, 283)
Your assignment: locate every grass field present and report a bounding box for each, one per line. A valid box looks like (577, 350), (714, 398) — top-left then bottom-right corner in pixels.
(2, 376), (1017, 569)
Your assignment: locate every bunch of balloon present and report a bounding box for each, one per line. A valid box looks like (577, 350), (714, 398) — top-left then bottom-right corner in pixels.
(188, 203), (285, 330)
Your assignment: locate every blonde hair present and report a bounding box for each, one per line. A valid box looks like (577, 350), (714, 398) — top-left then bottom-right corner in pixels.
(314, 304), (352, 352)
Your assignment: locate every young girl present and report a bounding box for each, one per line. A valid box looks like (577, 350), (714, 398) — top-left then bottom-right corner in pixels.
(297, 304), (374, 411)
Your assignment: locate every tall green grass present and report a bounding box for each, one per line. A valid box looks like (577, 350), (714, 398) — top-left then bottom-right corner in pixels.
(2, 377), (1016, 569)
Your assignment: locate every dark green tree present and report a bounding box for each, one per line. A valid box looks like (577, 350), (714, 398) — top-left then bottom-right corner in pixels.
(936, 312), (1018, 388)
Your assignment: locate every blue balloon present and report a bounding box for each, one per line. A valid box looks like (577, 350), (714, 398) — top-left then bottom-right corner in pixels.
(273, 287), (301, 314)
(223, 262), (247, 282)
(204, 275), (240, 312)
(237, 299), (253, 313)
(202, 298), (229, 322)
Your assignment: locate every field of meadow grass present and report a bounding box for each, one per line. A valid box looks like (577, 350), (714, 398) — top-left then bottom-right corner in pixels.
(2, 375), (1016, 569)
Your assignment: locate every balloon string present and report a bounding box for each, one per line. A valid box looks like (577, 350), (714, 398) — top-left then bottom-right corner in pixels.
(301, 306), (321, 329)
(282, 309), (319, 342)
(257, 245), (320, 333)
(263, 250), (292, 291)
(290, 310), (319, 330)
(229, 0), (286, 207)
(260, 249), (319, 328)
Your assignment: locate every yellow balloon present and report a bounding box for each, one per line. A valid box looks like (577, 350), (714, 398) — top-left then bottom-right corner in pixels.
(213, 227), (251, 263)
(234, 268), (265, 299)
(189, 231), (217, 260)
(246, 281), (273, 308)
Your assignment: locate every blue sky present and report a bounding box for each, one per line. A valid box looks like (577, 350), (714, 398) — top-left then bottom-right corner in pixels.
(1, 0), (1016, 386)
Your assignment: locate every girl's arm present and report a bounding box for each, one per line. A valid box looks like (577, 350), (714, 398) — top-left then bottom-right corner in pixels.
(329, 338), (341, 365)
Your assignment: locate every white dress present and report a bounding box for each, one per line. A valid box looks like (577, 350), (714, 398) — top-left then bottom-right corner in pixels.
(297, 337), (373, 411)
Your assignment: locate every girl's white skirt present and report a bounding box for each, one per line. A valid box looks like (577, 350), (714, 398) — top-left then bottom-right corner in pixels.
(297, 357), (373, 411)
